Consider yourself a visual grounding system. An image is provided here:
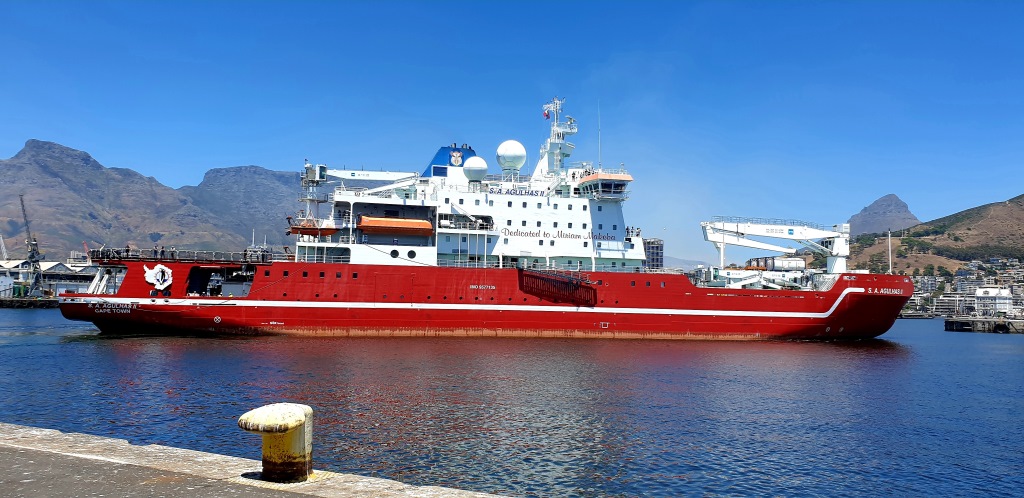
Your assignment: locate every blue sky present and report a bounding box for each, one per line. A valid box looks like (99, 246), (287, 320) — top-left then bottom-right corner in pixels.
(3, 1), (1022, 262)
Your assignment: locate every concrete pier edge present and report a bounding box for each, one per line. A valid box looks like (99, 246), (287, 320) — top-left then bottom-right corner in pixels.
(0, 422), (500, 497)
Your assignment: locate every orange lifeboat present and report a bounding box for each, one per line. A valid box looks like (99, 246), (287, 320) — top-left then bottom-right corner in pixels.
(357, 216), (434, 236)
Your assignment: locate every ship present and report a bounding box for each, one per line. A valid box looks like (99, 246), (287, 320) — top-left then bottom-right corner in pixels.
(59, 98), (913, 340)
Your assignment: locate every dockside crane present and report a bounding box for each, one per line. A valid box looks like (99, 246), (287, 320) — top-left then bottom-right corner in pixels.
(19, 194), (44, 296)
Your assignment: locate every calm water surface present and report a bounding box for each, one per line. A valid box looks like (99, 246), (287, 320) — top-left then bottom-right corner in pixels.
(0, 309), (1021, 496)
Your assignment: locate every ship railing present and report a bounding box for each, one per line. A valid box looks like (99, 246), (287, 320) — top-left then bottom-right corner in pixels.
(290, 254), (352, 264)
(710, 216), (827, 232)
(438, 221), (496, 231)
(90, 248), (278, 265)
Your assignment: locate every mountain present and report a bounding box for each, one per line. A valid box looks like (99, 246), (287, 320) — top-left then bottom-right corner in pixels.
(847, 194), (921, 236)
(848, 193), (1024, 272)
(0, 140), (254, 259)
(179, 166), (299, 251)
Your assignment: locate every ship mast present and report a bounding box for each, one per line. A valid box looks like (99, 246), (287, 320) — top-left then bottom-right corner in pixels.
(535, 97), (578, 178)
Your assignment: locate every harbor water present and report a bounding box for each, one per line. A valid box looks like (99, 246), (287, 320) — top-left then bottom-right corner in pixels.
(1, 309), (1021, 496)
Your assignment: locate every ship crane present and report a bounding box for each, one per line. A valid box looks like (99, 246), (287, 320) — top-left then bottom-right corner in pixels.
(701, 216), (851, 274)
(19, 194), (44, 296)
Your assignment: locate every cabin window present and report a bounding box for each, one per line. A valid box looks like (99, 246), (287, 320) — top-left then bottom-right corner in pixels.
(612, 262), (616, 267)
(613, 224), (618, 230)
(508, 201), (512, 207)
(522, 202), (527, 208)
(539, 240), (544, 246)
(584, 242), (588, 247)
(283, 271), (289, 277)
(553, 222), (558, 228)
(537, 202), (542, 209)
(303, 271), (308, 277)
(320, 272), (325, 278)
(631, 281), (635, 287)
(583, 205), (587, 211)
(645, 281), (650, 287)
(504, 238), (508, 244)
(408, 250), (416, 258)
(536, 221), (542, 227)
(446, 236), (451, 242)
(336, 272), (342, 278)
(568, 223), (573, 228)
(461, 236), (467, 242)
(549, 240), (554, 246)
(264, 270), (270, 276)
(507, 220), (512, 226)
(522, 221), (527, 226)
(459, 199), (464, 205)
(475, 199), (480, 206)
(554, 204), (558, 209)
(390, 250), (399, 258)
(488, 200), (493, 206)
(445, 198), (450, 204)
(583, 223), (588, 229)
(486, 237), (492, 243)
(598, 224), (603, 229)
(598, 206), (603, 211)
(352, 272), (358, 279)
(661, 282), (666, 288)
(597, 242), (602, 248)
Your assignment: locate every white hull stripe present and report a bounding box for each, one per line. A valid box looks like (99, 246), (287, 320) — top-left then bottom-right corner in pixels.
(64, 288), (867, 320)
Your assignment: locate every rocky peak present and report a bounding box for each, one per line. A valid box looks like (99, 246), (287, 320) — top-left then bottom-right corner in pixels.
(848, 194), (921, 236)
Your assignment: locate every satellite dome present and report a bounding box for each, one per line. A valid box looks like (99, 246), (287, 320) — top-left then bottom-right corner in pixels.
(463, 156), (488, 182)
(496, 140), (527, 171)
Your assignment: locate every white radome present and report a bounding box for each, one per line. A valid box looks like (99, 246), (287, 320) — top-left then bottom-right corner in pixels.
(463, 156), (488, 182)
(496, 140), (527, 170)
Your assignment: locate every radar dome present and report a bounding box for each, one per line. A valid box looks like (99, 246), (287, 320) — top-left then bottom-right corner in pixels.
(496, 140), (527, 171)
(463, 156), (488, 182)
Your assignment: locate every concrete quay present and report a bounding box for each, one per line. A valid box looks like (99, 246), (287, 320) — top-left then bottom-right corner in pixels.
(944, 316), (1024, 334)
(0, 422), (501, 497)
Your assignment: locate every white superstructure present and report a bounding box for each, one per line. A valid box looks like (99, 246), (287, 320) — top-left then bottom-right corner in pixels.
(290, 98), (647, 272)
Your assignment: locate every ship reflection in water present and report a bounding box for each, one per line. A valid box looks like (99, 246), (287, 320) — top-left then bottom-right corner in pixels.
(2, 310), (1022, 496)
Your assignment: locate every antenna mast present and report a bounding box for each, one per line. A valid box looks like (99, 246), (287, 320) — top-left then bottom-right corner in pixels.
(598, 100), (602, 168)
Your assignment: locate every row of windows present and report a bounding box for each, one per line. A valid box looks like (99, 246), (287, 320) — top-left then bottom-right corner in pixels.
(444, 197), (603, 212)
(269, 269), (360, 279)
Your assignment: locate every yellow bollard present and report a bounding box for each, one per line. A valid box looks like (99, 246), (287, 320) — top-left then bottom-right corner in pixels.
(237, 403), (313, 482)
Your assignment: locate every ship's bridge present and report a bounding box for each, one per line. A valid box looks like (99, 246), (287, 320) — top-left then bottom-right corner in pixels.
(573, 167), (632, 201)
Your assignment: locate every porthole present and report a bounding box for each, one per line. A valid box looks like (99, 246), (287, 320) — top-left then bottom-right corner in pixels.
(408, 250), (417, 258)
(390, 250), (399, 258)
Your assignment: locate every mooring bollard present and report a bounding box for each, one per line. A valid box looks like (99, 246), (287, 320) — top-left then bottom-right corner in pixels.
(237, 403), (313, 482)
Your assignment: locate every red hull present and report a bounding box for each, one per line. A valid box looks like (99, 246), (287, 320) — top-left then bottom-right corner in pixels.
(59, 259), (913, 340)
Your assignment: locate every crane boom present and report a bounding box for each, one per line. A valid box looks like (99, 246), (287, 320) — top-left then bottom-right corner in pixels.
(19, 194), (43, 296)
(702, 216), (850, 273)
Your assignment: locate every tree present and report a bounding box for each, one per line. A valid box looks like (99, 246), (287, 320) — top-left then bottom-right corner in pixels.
(923, 264), (935, 276)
